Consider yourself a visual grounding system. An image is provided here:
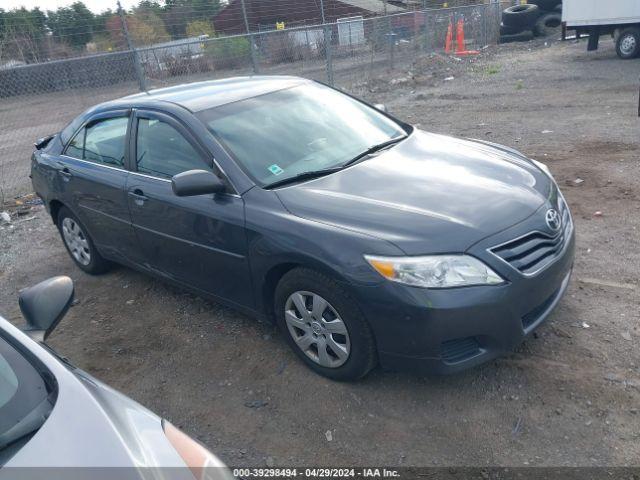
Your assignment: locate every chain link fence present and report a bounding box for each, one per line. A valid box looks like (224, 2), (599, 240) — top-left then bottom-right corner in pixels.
(0, 2), (503, 206)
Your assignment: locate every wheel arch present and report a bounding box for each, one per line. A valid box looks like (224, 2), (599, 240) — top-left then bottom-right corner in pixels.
(49, 199), (65, 225)
(48, 199), (98, 243)
(259, 257), (355, 323)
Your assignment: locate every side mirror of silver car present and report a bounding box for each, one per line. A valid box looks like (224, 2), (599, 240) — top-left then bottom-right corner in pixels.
(374, 103), (388, 113)
(19, 276), (74, 342)
(172, 169), (226, 197)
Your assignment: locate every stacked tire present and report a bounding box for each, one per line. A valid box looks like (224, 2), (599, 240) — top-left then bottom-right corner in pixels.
(500, 1), (563, 43)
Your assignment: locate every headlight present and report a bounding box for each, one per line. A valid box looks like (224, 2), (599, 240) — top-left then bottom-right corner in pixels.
(364, 254), (503, 288)
(531, 159), (553, 179)
(163, 420), (233, 480)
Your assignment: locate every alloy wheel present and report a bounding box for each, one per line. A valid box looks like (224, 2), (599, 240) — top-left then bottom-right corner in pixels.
(284, 291), (350, 368)
(61, 217), (91, 266)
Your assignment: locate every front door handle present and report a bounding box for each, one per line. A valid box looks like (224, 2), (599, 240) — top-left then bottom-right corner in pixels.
(128, 188), (148, 205)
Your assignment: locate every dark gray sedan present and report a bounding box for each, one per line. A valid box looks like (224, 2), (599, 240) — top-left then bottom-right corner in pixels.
(31, 76), (575, 380)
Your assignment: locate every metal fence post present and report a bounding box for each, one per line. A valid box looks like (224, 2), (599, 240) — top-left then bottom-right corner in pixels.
(320, 0), (334, 86)
(117, 0), (146, 92)
(383, 0), (395, 70)
(240, 0), (259, 74)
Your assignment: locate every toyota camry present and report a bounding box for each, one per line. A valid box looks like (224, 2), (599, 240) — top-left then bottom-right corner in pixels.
(31, 76), (575, 380)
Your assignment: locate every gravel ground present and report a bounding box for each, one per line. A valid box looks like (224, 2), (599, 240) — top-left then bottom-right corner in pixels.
(1, 37), (639, 468)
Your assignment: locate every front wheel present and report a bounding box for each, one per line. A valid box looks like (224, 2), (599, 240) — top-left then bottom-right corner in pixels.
(275, 268), (377, 381)
(616, 28), (640, 59)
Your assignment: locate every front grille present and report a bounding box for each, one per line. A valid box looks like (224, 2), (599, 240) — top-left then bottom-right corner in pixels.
(490, 202), (572, 276)
(441, 337), (482, 364)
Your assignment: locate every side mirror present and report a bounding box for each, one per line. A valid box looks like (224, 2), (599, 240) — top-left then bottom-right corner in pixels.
(374, 103), (388, 113)
(19, 276), (74, 342)
(172, 170), (226, 197)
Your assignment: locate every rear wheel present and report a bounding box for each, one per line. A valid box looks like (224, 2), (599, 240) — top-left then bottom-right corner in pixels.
(275, 268), (376, 381)
(616, 28), (640, 59)
(57, 206), (110, 274)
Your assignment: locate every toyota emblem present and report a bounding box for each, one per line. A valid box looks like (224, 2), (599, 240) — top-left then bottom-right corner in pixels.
(545, 209), (562, 232)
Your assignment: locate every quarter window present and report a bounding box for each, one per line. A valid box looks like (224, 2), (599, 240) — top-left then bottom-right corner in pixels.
(65, 116), (128, 167)
(136, 118), (208, 179)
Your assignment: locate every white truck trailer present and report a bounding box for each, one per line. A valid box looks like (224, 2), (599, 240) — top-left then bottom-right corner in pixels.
(562, 0), (640, 59)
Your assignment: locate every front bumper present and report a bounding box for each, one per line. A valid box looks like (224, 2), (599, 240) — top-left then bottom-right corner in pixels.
(354, 205), (575, 375)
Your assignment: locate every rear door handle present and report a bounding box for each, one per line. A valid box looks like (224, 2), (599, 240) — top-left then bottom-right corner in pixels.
(58, 166), (72, 180)
(128, 188), (148, 205)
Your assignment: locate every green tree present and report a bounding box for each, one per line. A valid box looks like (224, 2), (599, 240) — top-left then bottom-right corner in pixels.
(190, 0), (222, 21)
(94, 9), (115, 36)
(185, 19), (215, 38)
(47, 2), (96, 50)
(160, 0), (222, 39)
(129, 9), (169, 45)
(0, 7), (47, 62)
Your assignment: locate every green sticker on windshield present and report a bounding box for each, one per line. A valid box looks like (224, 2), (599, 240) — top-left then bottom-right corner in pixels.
(268, 164), (284, 176)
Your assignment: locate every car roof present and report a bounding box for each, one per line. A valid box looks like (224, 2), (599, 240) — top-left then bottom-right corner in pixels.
(102, 75), (309, 113)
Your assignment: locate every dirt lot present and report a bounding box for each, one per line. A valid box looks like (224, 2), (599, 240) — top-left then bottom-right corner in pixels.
(1, 37), (639, 468)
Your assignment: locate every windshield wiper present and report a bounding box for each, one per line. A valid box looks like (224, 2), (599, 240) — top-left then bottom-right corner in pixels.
(264, 136), (408, 189)
(342, 135), (408, 168)
(265, 166), (344, 189)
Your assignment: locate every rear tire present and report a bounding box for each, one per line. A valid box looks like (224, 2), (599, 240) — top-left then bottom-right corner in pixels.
(57, 206), (111, 274)
(274, 268), (377, 381)
(616, 28), (640, 59)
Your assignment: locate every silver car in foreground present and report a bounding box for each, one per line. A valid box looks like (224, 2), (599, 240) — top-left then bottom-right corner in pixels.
(0, 277), (232, 480)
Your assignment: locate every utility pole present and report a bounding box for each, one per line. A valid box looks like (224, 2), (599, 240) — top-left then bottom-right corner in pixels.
(319, 0), (334, 85)
(117, 0), (146, 91)
(240, 0), (259, 74)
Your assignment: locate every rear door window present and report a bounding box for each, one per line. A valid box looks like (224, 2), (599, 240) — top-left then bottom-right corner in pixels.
(65, 116), (129, 168)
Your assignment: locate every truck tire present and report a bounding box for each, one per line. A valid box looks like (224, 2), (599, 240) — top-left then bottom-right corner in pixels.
(528, 0), (561, 12)
(502, 4), (540, 30)
(616, 27), (640, 59)
(533, 12), (562, 37)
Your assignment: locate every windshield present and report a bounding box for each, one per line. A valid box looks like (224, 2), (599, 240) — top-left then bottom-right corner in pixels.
(197, 83), (408, 187)
(0, 335), (52, 454)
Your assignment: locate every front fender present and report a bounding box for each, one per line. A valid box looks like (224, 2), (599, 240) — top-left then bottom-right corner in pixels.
(243, 187), (403, 316)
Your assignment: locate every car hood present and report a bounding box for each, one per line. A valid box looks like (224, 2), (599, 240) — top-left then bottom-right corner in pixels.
(275, 130), (552, 254)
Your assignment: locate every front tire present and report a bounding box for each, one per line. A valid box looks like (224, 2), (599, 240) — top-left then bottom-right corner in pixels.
(275, 268), (377, 381)
(57, 206), (110, 274)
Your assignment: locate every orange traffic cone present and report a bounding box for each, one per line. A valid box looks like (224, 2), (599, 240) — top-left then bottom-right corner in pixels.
(444, 20), (453, 54)
(454, 18), (479, 56)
